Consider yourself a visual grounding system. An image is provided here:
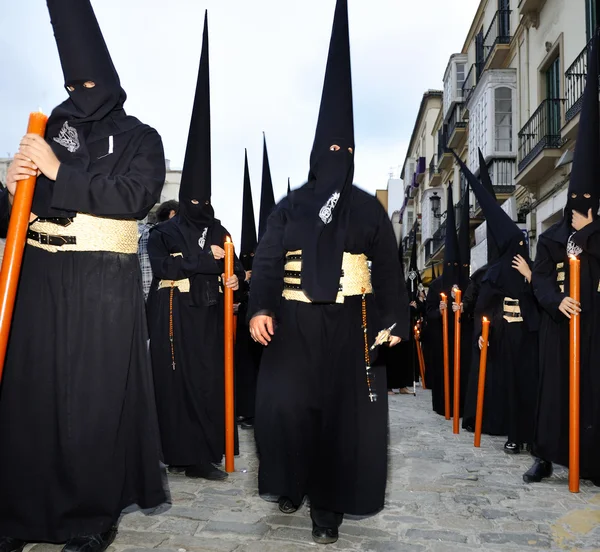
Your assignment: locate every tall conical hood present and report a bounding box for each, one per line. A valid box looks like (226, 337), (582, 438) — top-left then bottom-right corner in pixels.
(432, 261), (438, 281)
(458, 181), (471, 288)
(568, 29), (600, 219)
(398, 234), (406, 280)
(443, 184), (461, 292)
(179, 11), (213, 227)
(47, 0), (124, 121)
(259, 134), (276, 241)
(453, 151), (521, 255)
(287, 178), (291, 195)
(240, 150), (257, 270)
(478, 149), (500, 263)
(298, 0), (356, 303)
(407, 232), (421, 300)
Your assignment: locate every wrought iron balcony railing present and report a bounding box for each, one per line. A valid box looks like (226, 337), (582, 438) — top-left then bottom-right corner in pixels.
(518, 98), (565, 172)
(483, 9), (512, 67)
(461, 63), (480, 106)
(565, 38), (592, 123)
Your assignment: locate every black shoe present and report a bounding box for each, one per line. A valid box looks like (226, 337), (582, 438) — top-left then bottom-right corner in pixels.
(504, 441), (521, 454)
(464, 424), (474, 433)
(523, 458), (553, 483)
(236, 416), (245, 423)
(312, 526), (339, 545)
(591, 479), (600, 487)
(278, 496), (298, 514)
(241, 418), (254, 430)
(62, 526), (117, 552)
(0, 537), (26, 552)
(167, 465), (188, 475)
(185, 463), (229, 481)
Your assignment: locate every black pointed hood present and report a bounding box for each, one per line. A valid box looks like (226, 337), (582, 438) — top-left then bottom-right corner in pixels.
(443, 184), (461, 293)
(47, 0), (124, 122)
(297, 0), (355, 303)
(240, 150), (257, 271)
(287, 178), (291, 195)
(566, 30), (600, 221)
(407, 232), (421, 300)
(398, 234), (406, 280)
(258, 134), (276, 241)
(458, 182), (471, 289)
(178, 11), (213, 228)
(432, 261), (438, 281)
(478, 149), (500, 263)
(453, 151), (529, 297)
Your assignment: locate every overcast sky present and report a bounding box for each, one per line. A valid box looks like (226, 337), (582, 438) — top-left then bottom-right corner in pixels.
(0, 0), (480, 244)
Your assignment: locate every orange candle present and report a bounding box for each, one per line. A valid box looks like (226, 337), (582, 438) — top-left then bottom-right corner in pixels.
(453, 288), (462, 434)
(0, 110), (48, 382)
(569, 254), (581, 493)
(474, 317), (490, 448)
(440, 292), (450, 420)
(224, 237), (235, 473)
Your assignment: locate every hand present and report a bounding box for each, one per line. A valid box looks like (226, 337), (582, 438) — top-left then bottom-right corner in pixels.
(222, 273), (239, 291)
(410, 301), (417, 308)
(388, 336), (402, 347)
(512, 254), (532, 282)
(478, 335), (488, 350)
(452, 302), (463, 313)
(250, 315), (274, 346)
(5, 153), (39, 197)
(572, 208), (594, 232)
(439, 301), (447, 313)
(211, 245), (225, 259)
(558, 296), (581, 319)
(19, 134), (60, 181)
(245, 270), (252, 282)
(233, 303), (240, 314)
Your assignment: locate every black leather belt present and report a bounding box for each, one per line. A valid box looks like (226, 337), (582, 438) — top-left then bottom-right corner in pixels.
(504, 299), (519, 306)
(27, 229), (77, 247)
(502, 311), (522, 318)
(33, 217), (74, 227)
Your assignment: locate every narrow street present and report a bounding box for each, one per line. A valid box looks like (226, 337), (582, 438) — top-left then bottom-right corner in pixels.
(28, 390), (600, 552)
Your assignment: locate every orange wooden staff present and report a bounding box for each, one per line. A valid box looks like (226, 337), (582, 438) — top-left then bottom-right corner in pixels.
(0, 111), (48, 383)
(224, 237), (235, 473)
(474, 317), (490, 447)
(453, 288), (462, 434)
(440, 293), (450, 420)
(569, 255), (581, 493)
(414, 325), (427, 390)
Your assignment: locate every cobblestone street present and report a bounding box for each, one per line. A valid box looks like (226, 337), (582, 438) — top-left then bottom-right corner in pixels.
(28, 390), (600, 552)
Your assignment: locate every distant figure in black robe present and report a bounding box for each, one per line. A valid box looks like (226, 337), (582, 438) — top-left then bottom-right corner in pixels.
(0, 1), (166, 550)
(147, 14), (244, 481)
(247, 1), (409, 545)
(524, 32), (600, 485)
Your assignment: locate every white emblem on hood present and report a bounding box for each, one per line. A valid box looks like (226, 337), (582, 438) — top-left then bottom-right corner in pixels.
(198, 227), (208, 249)
(567, 233), (583, 258)
(53, 121), (80, 153)
(319, 192), (341, 225)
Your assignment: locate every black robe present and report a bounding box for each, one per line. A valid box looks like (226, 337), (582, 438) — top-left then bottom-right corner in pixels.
(248, 187), (409, 515)
(425, 277), (471, 417)
(532, 220), (600, 479)
(0, 124), (166, 543)
(147, 218), (245, 467)
(463, 275), (539, 442)
(234, 280), (262, 419)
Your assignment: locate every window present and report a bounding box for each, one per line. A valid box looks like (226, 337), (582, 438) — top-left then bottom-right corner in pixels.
(545, 57), (561, 137)
(586, 0), (600, 41)
(475, 30), (484, 78)
(456, 63), (466, 98)
(407, 211), (414, 232)
(494, 87), (512, 152)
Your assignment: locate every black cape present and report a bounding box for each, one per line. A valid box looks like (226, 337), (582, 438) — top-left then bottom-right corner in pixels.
(248, 187), (409, 514)
(531, 220), (600, 479)
(147, 217), (245, 467)
(0, 124), (166, 542)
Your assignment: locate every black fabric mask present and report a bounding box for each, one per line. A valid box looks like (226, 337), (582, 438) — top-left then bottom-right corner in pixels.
(179, 200), (215, 227)
(484, 236), (530, 298)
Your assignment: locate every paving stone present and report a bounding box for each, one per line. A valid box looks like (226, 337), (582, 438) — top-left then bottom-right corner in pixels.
(363, 541), (427, 552)
(479, 532), (552, 548)
(200, 521), (269, 538)
(405, 528), (468, 544)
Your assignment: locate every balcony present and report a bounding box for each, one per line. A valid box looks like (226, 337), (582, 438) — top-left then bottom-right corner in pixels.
(483, 10), (512, 70)
(516, 99), (565, 188)
(447, 103), (468, 149)
(563, 39), (592, 141)
(416, 156), (427, 184)
(429, 155), (442, 186)
(425, 218), (447, 264)
(437, 126), (453, 171)
(462, 63), (480, 108)
(473, 158), (517, 214)
(518, 0), (547, 17)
